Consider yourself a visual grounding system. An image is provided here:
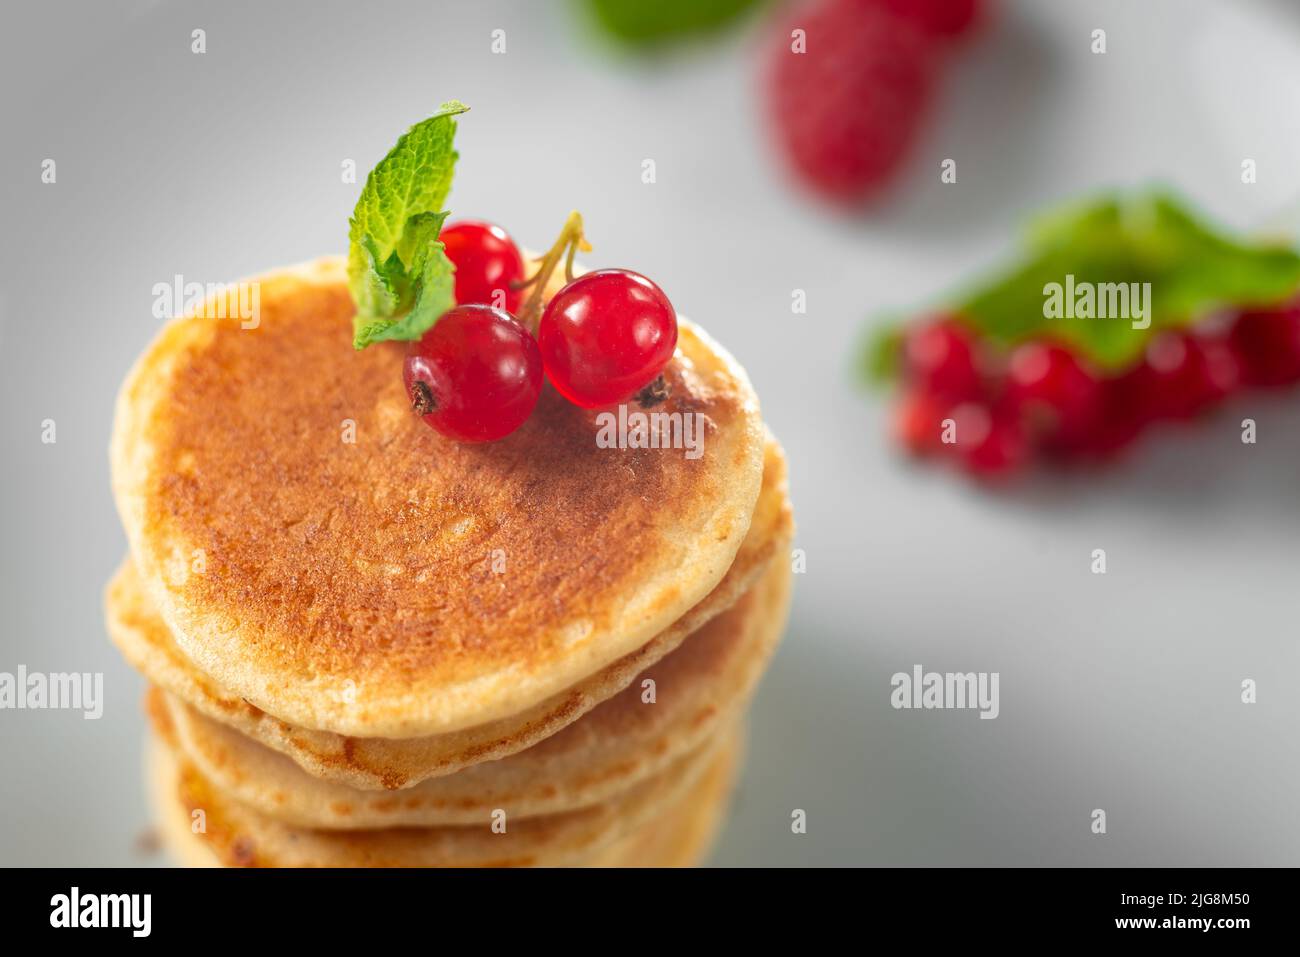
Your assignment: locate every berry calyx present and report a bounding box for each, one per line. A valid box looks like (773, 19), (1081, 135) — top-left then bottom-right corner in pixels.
(439, 220), (526, 313)
(402, 304), (542, 443)
(635, 374), (671, 407)
(539, 269), (678, 408)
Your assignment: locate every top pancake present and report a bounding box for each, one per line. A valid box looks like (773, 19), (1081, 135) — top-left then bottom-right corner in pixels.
(111, 257), (765, 738)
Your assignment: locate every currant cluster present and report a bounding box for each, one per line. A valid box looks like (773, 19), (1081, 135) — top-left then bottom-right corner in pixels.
(402, 215), (678, 442)
(892, 302), (1300, 478)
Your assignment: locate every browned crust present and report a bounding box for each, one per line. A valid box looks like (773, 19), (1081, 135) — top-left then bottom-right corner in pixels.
(109, 437), (792, 790)
(160, 552), (791, 827)
(112, 258), (765, 737)
(146, 720), (736, 868)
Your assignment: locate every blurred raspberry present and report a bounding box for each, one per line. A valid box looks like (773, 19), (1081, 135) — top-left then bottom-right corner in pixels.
(881, 0), (986, 39)
(766, 0), (938, 203)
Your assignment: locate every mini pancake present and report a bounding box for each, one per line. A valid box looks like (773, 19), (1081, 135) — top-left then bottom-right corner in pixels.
(108, 438), (791, 790)
(112, 256), (766, 739)
(156, 554), (790, 828)
(583, 725), (741, 867)
(149, 727), (741, 869)
(146, 700), (737, 868)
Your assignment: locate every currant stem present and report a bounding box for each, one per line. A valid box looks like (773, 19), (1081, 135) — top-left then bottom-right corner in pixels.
(516, 210), (592, 333)
(564, 241), (579, 283)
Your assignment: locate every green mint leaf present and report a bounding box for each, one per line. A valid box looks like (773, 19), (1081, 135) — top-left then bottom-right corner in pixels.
(581, 0), (764, 46)
(347, 101), (468, 349)
(356, 222), (457, 346)
(867, 191), (1300, 379)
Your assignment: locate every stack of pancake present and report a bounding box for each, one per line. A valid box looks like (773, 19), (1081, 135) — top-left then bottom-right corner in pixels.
(106, 257), (793, 867)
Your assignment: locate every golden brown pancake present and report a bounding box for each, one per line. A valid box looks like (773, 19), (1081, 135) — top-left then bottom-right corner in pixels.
(112, 257), (766, 739)
(150, 727), (741, 869)
(146, 701), (738, 868)
(108, 438), (791, 790)
(583, 725), (742, 867)
(155, 554), (790, 827)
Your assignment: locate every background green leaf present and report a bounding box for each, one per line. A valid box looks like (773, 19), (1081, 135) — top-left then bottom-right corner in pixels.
(867, 190), (1300, 380)
(580, 0), (765, 46)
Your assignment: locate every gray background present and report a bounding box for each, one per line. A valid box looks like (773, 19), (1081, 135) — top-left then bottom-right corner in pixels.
(2, 0), (1299, 866)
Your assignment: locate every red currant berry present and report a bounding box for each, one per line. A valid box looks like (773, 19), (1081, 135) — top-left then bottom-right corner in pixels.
(901, 317), (984, 401)
(943, 400), (1026, 479)
(966, 414), (1027, 478)
(439, 220), (526, 313)
(1199, 334), (1244, 400)
(402, 305), (542, 443)
(1143, 329), (1237, 419)
(1228, 301), (1300, 387)
(538, 269), (678, 408)
(1064, 366), (1152, 460)
(891, 389), (947, 456)
(1005, 341), (1101, 447)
